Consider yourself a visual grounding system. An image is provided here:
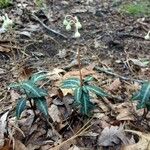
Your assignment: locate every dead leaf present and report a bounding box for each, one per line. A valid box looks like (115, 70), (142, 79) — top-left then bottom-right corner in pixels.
(63, 67), (96, 80)
(68, 145), (80, 150)
(107, 78), (121, 91)
(14, 140), (27, 150)
(47, 68), (65, 81)
(0, 111), (9, 148)
(0, 46), (10, 52)
(10, 90), (20, 103)
(114, 102), (135, 121)
(48, 105), (62, 123)
(98, 124), (129, 146)
(129, 58), (149, 67)
(122, 130), (150, 150)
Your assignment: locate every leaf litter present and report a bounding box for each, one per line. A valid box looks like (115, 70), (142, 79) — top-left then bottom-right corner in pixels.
(0, 0), (150, 149)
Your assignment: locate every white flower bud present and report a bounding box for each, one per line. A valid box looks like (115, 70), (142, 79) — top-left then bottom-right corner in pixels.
(74, 30), (80, 38)
(66, 23), (71, 31)
(2, 14), (13, 29)
(63, 19), (69, 26)
(75, 21), (82, 29)
(144, 31), (150, 40)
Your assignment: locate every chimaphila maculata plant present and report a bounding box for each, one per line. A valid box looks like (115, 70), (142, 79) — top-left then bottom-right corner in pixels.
(9, 72), (49, 119)
(132, 81), (150, 117)
(63, 15), (82, 38)
(60, 49), (109, 116)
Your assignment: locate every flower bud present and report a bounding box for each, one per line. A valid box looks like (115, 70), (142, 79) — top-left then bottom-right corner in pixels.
(63, 19), (69, 26)
(66, 23), (71, 31)
(74, 30), (80, 38)
(144, 31), (150, 40)
(2, 14), (13, 29)
(75, 21), (82, 29)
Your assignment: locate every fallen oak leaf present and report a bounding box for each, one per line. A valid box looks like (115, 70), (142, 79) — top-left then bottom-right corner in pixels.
(122, 130), (150, 150)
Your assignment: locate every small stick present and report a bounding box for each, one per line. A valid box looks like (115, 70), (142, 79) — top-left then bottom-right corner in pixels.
(31, 13), (67, 39)
(94, 66), (147, 83)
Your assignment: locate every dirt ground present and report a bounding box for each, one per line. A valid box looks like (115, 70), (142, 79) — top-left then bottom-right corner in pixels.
(0, 0), (150, 150)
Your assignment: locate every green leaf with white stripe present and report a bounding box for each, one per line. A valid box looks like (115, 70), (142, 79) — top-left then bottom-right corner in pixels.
(86, 85), (109, 97)
(61, 77), (80, 89)
(30, 72), (47, 83)
(16, 98), (26, 119)
(34, 97), (49, 116)
(84, 76), (94, 83)
(80, 90), (94, 116)
(74, 87), (82, 104)
(21, 81), (47, 98)
(9, 82), (21, 89)
(132, 82), (150, 109)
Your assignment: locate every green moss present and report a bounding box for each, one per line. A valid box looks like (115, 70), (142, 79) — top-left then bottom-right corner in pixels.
(120, 1), (150, 16)
(0, 0), (11, 8)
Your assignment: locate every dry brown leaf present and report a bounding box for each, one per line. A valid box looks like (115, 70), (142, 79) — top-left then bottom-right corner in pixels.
(47, 68), (65, 81)
(0, 139), (13, 150)
(63, 67), (96, 80)
(48, 104), (62, 123)
(107, 78), (121, 91)
(98, 124), (129, 146)
(10, 90), (20, 103)
(0, 111), (9, 149)
(68, 145), (80, 150)
(14, 140), (27, 150)
(122, 130), (150, 150)
(114, 102), (135, 121)
(60, 88), (74, 96)
(0, 46), (10, 52)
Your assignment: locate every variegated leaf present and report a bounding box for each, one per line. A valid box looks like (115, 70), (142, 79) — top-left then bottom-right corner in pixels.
(86, 85), (108, 97)
(21, 81), (47, 98)
(30, 72), (47, 83)
(16, 98), (26, 119)
(74, 87), (82, 104)
(34, 97), (49, 116)
(84, 76), (94, 83)
(61, 77), (80, 89)
(132, 82), (150, 109)
(80, 90), (94, 115)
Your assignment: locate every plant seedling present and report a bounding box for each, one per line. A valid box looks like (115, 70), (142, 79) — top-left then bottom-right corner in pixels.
(132, 81), (150, 117)
(63, 15), (82, 38)
(9, 72), (49, 119)
(60, 49), (109, 116)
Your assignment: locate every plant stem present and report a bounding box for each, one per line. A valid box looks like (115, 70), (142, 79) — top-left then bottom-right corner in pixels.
(29, 99), (36, 117)
(77, 48), (83, 86)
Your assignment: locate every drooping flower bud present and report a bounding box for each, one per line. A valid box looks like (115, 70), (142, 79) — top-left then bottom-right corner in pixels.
(63, 19), (69, 26)
(74, 30), (80, 38)
(75, 21), (82, 29)
(66, 23), (71, 31)
(144, 31), (150, 40)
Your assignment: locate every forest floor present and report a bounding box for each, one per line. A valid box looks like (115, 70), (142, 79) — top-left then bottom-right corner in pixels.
(0, 0), (150, 150)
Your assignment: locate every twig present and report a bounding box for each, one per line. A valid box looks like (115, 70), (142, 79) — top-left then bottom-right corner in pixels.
(116, 32), (145, 40)
(94, 66), (147, 83)
(51, 119), (93, 150)
(31, 13), (67, 39)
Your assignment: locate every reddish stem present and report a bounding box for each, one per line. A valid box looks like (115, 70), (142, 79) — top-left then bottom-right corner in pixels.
(77, 48), (83, 86)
